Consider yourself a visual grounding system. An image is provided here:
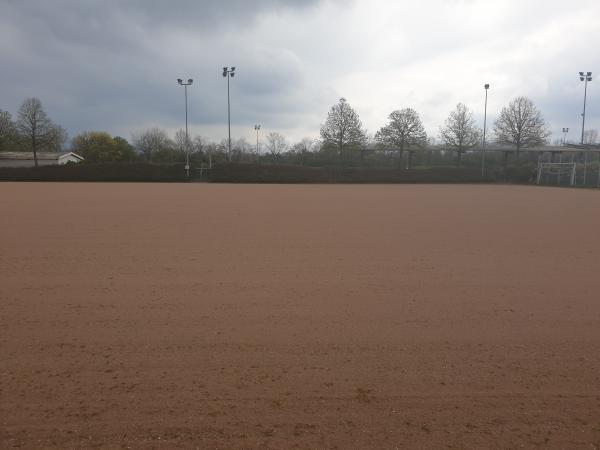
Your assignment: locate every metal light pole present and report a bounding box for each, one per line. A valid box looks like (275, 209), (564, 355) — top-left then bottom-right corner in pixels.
(579, 72), (592, 144)
(481, 83), (490, 177)
(177, 78), (193, 176)
(254, 124), (261, 163)
(562, 127), (569, 146)
(579, 72), (592, 184)
(597, 152), (600, 189)
(561, 128), (569, 185)
(222, 66), (236, 161)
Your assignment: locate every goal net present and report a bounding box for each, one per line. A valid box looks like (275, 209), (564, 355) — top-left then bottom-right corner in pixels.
(536, 162), (576, 186)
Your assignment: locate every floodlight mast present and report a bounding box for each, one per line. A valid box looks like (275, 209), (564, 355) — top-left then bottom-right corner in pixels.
(481, 83), (490, 177)
(254, 124), (261, 163)
(223, 66), (236, 160)
(177, 77), (193, 176)
(579, 71), (592, 184)
(562, 127), (569, 146)
(580, 71), (592, 145)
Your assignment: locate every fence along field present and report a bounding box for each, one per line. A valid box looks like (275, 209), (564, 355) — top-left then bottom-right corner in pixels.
(1, 183), (600, 449)
(1, 143), (599, 186)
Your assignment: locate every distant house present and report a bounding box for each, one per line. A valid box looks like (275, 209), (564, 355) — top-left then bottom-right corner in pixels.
(0, 152), (85, 168)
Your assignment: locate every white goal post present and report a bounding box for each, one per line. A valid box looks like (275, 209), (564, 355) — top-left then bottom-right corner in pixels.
(536, 162), (577, 186)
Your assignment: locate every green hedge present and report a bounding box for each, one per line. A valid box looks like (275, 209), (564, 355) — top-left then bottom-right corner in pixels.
(0, 162), (189, 182)
(0, 162), (537, 184)
(207, 163), (533, 184)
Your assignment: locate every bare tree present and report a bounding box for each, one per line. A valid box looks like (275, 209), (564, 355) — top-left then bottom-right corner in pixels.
(192, 136), (206, 153)
(375, 108), (427, 168)
(494, 96), (550, 155)
(47, 125), (68, 152)
(320, 98), (367, 159)
(231, 137), (251, 162)
(15, 97), (62, 166)
(192, 135), (208, 163)
(174, 129), (189, 152)
(0, 110), (17, 151)
(359, 132), (376, 161)
(218, 138), (230, 162)
(235, 137), (251, 153)
(439, 103), (481, 167)
(132, 128), (173, 162)
(265, 132), (288, 159)
(291, 138), (315, 165)
(584, 129), (599, 145)
(0, 110), (13, 134)
(202, 140), (219, 168)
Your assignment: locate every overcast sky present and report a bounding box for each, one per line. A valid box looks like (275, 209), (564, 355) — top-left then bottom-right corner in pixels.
(1, 0), (599, 146)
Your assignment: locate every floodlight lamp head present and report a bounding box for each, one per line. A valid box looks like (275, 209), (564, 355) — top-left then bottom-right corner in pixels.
(231, 67), (236, 72)
(580, 77), (585, 81)
(587, 72), (592, 76)
(177, 78), (183, 84)
(223, 71), (227, 77)
(588, 76), (593, 81)
(231, 72), (235, 77)
(484, 83), (490, 89)
(579, 72), (584, 76)
(188, 79), (193, 84)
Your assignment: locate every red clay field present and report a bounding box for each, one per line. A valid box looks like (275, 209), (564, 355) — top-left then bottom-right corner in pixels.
(2, 183), (600, 449)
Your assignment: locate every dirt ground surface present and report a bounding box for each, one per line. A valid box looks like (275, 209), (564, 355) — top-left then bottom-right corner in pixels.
(1, 183), (600, 449)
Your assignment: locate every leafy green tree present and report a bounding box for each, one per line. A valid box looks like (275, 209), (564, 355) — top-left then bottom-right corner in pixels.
(71, 132), (139, 162)
(439, 103), (481, 167)
(71, 131), (122, 162)
(320, 98), (367, 159)
(376, 108), (427, 168)
(113, 136), (138, 161)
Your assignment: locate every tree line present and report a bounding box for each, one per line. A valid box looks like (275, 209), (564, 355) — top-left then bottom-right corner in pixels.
(0, 97), (319, 166)
(319, 96), (556, 168)
(2, 95), (599, 168)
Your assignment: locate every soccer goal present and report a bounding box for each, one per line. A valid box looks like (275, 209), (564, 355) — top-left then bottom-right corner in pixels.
(536, 162), (577, 186)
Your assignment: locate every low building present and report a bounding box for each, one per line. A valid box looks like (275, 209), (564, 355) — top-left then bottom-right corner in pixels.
(0, 152), (85, 168)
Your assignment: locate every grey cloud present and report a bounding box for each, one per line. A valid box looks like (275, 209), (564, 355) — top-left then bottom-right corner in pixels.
(121, 0), (321, 28)
(0, 0), (325, 139)
(3, 0), (321, 43)
(0, 0), (598, 146)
